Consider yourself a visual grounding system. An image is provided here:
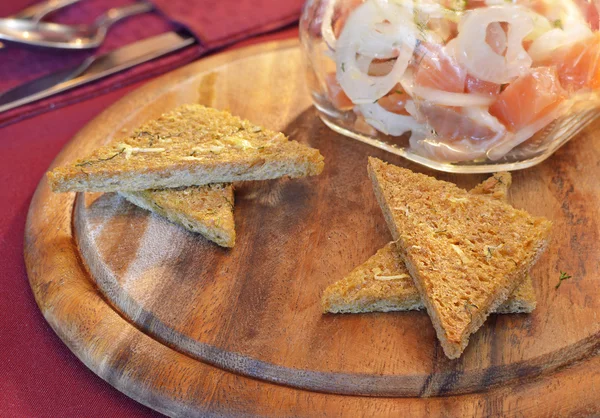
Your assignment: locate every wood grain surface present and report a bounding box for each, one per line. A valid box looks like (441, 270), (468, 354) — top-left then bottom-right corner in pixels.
(25, 39), (600, 416)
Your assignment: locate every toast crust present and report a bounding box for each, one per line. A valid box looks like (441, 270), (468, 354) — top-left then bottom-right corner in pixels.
(119, 183), (235, 247)
(48, 105), (324, 192)
(367, 158), (551, 359)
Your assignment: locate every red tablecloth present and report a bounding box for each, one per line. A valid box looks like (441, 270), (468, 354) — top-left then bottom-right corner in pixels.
(0, 19), (298, 418)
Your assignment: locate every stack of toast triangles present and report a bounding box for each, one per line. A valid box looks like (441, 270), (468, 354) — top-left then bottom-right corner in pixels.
(48, 104), (324, 247)
(323, 158), (551, 359)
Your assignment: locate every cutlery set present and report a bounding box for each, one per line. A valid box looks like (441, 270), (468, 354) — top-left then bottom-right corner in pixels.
(0, 0), (197, 113)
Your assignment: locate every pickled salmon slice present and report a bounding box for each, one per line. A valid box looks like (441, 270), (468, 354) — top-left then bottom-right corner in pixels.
(377, 84), (410, 115)
(465, 0), (487, 9)
(414, 43), (466, 93)
(489, 67), (565, 132)
(574, 0), (600, 30)
(325, 73), (353, 110)
(551, 33), (600, 91)
(414, 41), (501, 96)
(417, 103), (501, 142)
(466, 74), (501, 96)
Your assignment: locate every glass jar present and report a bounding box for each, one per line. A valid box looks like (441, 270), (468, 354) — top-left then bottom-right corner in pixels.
(299, 0), (600, 173)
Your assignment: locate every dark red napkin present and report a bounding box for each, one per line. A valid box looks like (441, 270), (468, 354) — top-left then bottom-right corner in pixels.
(0, 0), (304, 127)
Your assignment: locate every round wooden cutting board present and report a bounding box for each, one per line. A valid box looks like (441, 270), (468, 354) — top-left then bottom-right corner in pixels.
(25, 39), (600, 416)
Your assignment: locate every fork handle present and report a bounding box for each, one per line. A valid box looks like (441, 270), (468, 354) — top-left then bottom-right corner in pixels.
(12, 0), (82, 22)
(95, 2), (154, 30)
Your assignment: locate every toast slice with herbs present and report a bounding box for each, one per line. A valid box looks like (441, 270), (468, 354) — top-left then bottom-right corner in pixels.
(322, 172), (537, 314)
(322, 241), (537, 314)
(367, 158), (551, 359)
(119, 183), (235, 248)
(47, 104), (324, 192)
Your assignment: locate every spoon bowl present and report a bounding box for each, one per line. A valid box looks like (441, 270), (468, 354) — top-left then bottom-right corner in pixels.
(0, 20), (95, 48)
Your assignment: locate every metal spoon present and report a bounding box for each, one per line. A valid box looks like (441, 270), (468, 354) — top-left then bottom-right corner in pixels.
(13, 0), (83, 23)
(0, 2), (153, 49)
(0, 0), (83, 49)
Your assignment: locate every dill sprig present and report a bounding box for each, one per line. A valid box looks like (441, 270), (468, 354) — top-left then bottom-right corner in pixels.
(555, 271), (572, 289)
(413, 48), (429, 68)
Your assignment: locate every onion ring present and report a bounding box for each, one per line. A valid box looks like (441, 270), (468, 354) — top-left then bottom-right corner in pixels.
(456, 5), (534, 84)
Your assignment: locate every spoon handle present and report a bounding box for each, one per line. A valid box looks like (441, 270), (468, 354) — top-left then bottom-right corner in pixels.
(95, 2), (154, 30)
(13, 0), (82, 23)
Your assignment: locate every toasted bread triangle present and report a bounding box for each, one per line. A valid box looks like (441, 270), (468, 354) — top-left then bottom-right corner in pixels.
(322, 172), (537, 315)
(47, 104), (324, 192)
(322, 242), (537, 314)
(119, 183), (235, 248)
(367, 158), (551, 359)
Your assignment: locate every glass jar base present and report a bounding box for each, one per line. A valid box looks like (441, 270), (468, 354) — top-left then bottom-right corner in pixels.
(318, 111), (597, 174)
